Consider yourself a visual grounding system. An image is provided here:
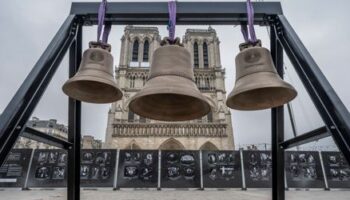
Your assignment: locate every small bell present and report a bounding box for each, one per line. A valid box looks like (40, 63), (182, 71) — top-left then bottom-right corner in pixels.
(129, 38), (211, 121)
(226, 41), (297, 110)
(62, 42), (123, 103)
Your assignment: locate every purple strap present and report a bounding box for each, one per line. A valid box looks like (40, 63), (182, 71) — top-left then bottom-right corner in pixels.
(167, 1), (177, 41)
(102, 23), (111, 43)
(241, 25), (250, 43)
(241, 0), (257, 43)
(97, 0), (111, 43)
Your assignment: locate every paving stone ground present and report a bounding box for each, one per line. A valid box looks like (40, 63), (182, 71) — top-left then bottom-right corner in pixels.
(0, 188), (349, 200)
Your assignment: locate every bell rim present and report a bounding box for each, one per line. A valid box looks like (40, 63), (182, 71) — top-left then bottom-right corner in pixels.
(129, 93), (211, 121)
(229, 71), (297, 97)
(62, 76), (123, 104)
(226, 85), (297, 110)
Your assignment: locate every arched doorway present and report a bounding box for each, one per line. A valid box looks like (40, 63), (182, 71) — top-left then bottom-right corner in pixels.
(199, 141), (219, 151)
(159, 138), (185, 150)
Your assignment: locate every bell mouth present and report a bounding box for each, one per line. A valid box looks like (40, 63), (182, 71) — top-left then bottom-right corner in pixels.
(130, 93), (210, 121)
(129, 76), (211, 121)
(226, 72), (297, 110)
(227, 86), (297, 110)
(62, 77), (123, 104)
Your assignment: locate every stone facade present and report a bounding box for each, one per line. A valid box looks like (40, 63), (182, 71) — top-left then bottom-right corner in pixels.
(14, 117), (68, 149)
(105, 26), (234, 150)
(82, 135), (102, 149)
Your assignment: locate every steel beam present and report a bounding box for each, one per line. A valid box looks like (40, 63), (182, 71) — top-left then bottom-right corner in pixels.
(0, 15), (78, 166)
(22, 127), (72, 150)
(280, 126), (329, 149)
(70, 2), (282, 25)
(67, 23), (82, 200)
(271, 25), (285, 200)
(276, 15), (350, 164)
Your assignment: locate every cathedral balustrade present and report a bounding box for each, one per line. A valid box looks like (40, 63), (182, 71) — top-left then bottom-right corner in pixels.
(112, 123), (227, 137)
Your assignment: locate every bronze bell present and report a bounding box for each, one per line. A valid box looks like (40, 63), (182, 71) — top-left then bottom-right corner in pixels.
(226, 41), (297, 110)
(129, 38), (211, 121)
(62, 42), (123, 103)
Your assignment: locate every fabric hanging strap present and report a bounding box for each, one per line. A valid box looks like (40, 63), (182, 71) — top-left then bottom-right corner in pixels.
(241, 25), (250, 43)
(241, 0), (257, 43)
(102, 22), (112, 43)
(97, 0), (111, 44)
(167, 0), (177, 42)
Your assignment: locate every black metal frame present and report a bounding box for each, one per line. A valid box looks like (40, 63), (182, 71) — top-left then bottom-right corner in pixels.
(0, 2), (349, 200)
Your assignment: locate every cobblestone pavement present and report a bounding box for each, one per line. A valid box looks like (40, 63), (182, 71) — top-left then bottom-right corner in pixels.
(0, 188), (350, 200)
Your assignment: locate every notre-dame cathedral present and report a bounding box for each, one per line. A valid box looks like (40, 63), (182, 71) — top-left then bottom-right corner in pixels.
(104, 26), (234, 150)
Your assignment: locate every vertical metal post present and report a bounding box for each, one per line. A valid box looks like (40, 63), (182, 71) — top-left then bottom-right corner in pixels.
(239, 148), (246, 190)
(22, 149), (35, 190)
(284, 169), (288, 191)
(67, 22), (82, 200)
(271, 25), (285, 200)
(319, 151), (329, 190)
(113, 149), (120, 190)
(157, 149), (161, 190)
(199, 150), (204, 190)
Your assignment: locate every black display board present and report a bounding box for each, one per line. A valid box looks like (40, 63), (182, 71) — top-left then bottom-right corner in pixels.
(80, 149), (117, 187)
(0, 149), (33, 187)
(117, 150), (158, 188)
(321, 151), (350, 188)
(243, 151), (272, 188)
(202, 151), (242, 188)
(27, 149), (67, 187)
(285, 151), (325, 188)
(161, 150), (200, 188)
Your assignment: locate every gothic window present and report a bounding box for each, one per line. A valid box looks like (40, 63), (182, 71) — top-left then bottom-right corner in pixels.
(193, 42), (199, 68)
(195, 77), (199, 88)
(132, 39), (139, 62)
(143, 40), (149, 62)
(142, 76), (147, 86)
(128, 111), (134, 122)
(129, 76), (135, 88)
(203, 42), (209, 68)
(205, 77), (210, 90)
(207, 111), (213, 122)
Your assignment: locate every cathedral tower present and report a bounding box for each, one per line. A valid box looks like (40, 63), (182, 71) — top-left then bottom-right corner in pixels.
(105, 26), (234, 150)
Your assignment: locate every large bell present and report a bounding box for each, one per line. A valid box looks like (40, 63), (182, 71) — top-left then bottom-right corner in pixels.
(129, 38), (211, 121)
(226, 41), (297, 110)
(62, 42), (123, 103)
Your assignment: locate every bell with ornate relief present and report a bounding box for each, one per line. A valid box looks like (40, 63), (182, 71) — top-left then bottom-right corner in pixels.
(129, 38), (211, 121)
(226, 41), (297, 110)
(62, 41), (123, 103)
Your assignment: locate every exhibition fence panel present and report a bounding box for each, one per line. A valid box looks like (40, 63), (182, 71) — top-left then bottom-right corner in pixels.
(80, 149), (116, 187)
(117, 150), (159, 188)
(243, 151), (272, 188)
(321, 151), (350, 188)
(202, 150), (242, 188)
(27, 149), (67, 187)
(161, 150), (201, 188)
(1, 149), (349, 189)
(285, 151), (325, 188)
(0, 149), (33, 187)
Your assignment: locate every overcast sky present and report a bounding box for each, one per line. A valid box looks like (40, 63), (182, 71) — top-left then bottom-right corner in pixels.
(0, 0), (349, 150)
